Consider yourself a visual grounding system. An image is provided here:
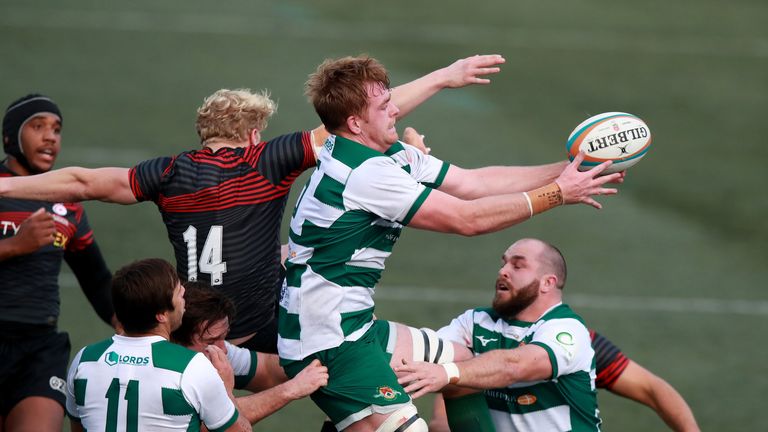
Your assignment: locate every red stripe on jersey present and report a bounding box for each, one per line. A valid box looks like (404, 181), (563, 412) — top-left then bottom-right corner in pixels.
(188, 144), (267, 169)
(160, 171), (274, 206)
(157, 171), (295, 213)
(128, 167), (144, 201)
(188, 152), (251, 169)
(162, 155), (178, 177)
(0, 211), (36, 221)
(62, 203), (84, 223)
(596, 353), (629, 389)
(244, 140), (268, 167)
(68, 229), (95, 251)
(301, 132), (316, 170)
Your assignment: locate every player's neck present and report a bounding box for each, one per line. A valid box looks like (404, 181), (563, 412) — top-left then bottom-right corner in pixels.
(202, 138), (249, 152)
(123, 326), (171, 340)
(336, 132), (390, 154)
(515, 298), (561, 322)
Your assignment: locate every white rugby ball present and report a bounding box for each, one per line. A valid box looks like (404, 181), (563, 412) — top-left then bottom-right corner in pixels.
(566, 112), (651, 174)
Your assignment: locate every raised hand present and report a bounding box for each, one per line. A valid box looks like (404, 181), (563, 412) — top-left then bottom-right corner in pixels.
(441, 54), (506, 88)
(204, 345), (235, 393)
(555, 152), (623, 209)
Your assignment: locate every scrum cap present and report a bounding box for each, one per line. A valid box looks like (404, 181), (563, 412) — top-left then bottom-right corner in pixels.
(2, 94), (63, 172)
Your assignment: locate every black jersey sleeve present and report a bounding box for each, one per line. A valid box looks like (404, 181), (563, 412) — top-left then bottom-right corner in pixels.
(591, 329), (630, 389)
(64, 241), (113, 326)
(255, 131), (315, 185)
(129, 156), (174, 202)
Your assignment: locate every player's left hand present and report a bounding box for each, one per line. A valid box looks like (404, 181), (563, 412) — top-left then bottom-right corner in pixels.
(394, 359), (449, 399)
(204, 345), (235, 392)
(441, 54), (505, 88)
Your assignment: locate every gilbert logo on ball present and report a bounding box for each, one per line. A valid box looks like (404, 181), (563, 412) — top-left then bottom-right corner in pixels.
(566, 112), (652, 174)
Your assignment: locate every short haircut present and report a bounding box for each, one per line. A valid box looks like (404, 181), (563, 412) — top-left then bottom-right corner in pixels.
(171, 281), (236, 347)
(112, 258), (179, 334)
(305, 55), (390, 133)
(195, 89), (276, 144)
(538, 240), (568, 289)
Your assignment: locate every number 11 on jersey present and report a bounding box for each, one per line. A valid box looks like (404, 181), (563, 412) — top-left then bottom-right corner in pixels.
(182, 225), (227, 285)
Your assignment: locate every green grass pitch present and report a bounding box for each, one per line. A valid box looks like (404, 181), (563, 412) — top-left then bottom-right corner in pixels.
(2, 0), (767, 430)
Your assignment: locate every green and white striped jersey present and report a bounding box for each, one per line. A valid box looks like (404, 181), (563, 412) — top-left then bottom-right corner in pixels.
(65, 335), (239, 432)
(437, 303), (601, 432)
(225, 341), (259, 389)
(278, 135), (449, 361)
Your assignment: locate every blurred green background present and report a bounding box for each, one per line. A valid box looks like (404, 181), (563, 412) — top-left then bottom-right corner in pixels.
(2, 0), (766, 430)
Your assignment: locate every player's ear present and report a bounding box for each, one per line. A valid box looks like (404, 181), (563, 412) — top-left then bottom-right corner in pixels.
(346, 116), (362, 135)
(541, 274), (558, 293)
(156, 312), (168, 324)
(248, 128), (261, 144)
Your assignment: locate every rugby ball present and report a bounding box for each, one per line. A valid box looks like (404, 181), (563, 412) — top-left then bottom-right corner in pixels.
(566, 112), (651, 174)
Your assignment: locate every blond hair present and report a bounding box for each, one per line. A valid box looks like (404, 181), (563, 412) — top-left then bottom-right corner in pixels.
(195, 89), (276, 144)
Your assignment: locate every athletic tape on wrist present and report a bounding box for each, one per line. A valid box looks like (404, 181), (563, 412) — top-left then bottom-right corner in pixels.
(526, 183), (563, 215)
(522, 191), (533, 219)
(442, 362), (460, 385)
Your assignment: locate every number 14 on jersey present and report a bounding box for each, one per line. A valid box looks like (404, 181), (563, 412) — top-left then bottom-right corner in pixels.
(182, 225), (227, 285)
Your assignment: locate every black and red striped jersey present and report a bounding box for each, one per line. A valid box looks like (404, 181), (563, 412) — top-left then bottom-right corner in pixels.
(590, 329), (630, 389)
(128, 131), (316, 339)
(0, 164), (96, 326)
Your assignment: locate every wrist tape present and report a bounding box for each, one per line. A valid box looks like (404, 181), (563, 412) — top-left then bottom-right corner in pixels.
(442, 362), (461, 385)
(523, 182), (563, 217)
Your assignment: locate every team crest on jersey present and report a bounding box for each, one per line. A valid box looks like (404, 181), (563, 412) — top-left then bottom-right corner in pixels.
(49, 376), (66, 395)
(52, 203), (67, 216)
(373, 386), (401, 400)
(516, 394), (537, 406)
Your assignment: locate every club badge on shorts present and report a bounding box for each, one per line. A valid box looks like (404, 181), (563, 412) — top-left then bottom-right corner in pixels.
(373, 386), (402, 400)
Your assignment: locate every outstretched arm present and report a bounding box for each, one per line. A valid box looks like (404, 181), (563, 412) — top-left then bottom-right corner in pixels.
(307, 55), (505, 159)
(409, 153), (621, 236)
(391, 54), (505, 117)
(0, 167), (136, 204)
(609, 361), (700, 432)
(439, 162), (569, 200)
(395, 344), (552, 399)
(235, 359), (328, 424)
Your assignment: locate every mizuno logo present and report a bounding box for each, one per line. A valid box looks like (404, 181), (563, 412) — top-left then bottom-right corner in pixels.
(475, 335), (498, 347)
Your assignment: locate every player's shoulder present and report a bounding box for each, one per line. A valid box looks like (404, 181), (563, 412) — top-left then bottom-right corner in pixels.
(472, 307), (501, 321)
(151, 339), (199, 373)
(78, 337), (116, 363)
(542, 303), (586, 325)
(224, 341), (250, 357)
